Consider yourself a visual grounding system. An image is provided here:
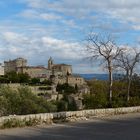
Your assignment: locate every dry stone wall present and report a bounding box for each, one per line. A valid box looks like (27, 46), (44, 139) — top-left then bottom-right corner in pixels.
(0, 106), (140, 128)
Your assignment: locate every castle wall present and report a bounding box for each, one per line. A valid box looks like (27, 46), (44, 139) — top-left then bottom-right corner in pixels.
(18, 67), (51, 78)
(52, 64), (72, 76)
(67, 76), (85, 86)
(4, 58), (27, 74)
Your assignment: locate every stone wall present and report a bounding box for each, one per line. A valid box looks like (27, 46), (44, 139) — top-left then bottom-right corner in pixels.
(0, 106), (140, 128)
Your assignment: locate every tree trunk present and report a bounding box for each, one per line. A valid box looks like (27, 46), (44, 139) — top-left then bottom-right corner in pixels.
(127, 71), (132, 101)
(108, 61), (113, 102)
(109, 68), (113, 102)
(127, 77), (131, 101)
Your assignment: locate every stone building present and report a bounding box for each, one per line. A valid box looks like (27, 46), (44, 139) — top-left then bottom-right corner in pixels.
(48, 57), (72, 76)
(51, 75), (67, 85)
(4, 58), (51, 79)
(0, 63), (4, 76)
(48, 57), (53, 70)
(4, 57), (85, 87)
(16, 66), (51, 78)
(48, 57), (85, 87)
(4, 58), (27, 74)
(67, 75), (85, 86)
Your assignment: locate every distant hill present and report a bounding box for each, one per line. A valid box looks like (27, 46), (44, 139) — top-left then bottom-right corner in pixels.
(78, 74), (108, 80)
(78, 73), (123, 80)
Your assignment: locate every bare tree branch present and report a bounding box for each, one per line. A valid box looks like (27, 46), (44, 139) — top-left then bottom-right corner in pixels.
(86, 31), (123, 102)
(116, 47), (140, 101)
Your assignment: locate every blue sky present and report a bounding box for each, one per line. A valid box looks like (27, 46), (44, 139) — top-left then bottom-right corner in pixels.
(0, 0), (140, 73)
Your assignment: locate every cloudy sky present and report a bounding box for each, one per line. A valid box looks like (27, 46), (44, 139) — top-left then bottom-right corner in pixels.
(0, 0), (140, 73)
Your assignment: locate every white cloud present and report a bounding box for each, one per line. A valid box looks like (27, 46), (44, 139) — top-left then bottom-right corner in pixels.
(20, 9), (62, 21)
(20, 0), (140, 30)
(40, 13), (62, 20)
(1, 0), (140, 73)
(0, 31), (84, 66)
(41, 36), (83, 59)
(20, 9), (39, 18)
(1, 31), (30, 47)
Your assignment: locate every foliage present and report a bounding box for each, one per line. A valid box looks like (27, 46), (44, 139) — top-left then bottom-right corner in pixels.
(130, 74), (140, 98)
(1, 118), (25, 128)
(56, 83), (76, 94)
(1, 117), (43, 129)
(0, 76), (9, 83)
(56, 100), (68, 112)
(3, 72), (30, 83)
(18, 73), (30, 83)
(41, 79), (52, 85)
(0, 75), (140, 117)
(0, 86), (57, 116)
(87, 80), (108, 95)
(5, 71), (19, 83)
(30, 78), (40, 85)
(67, 99), (77, 111)
(83, 93), (108, 109)
(84, 80), (140, 109)
(38, 86), (51, 90)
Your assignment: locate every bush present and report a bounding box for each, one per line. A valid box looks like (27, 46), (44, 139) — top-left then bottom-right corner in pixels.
(83, 93), (108, 109)
(1, 118), (25, 128)
(56, 83), (76, 94)
(128, 97), (140, 106)
(39, 86), (51, 90)
(1, 117), (42, 129)
(30, 78), (40, 85)
(56, 100), (68, 112)
(0, 86), (58, 116)
(41, 79), (52, 85)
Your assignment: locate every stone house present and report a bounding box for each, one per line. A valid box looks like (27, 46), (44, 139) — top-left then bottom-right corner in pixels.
(4, 57), (86, 89)
(48, 57), (72, 76)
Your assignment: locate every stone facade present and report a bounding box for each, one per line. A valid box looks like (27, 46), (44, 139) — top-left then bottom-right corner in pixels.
(48, 57), (72, 76)
(4, 57), (85, 87)
(51, 75), (85, 87)
(4, 58), (51, 79)
(51, 75), (67, 85)
(0, 63), (4, 76)
(17, 66), (51, 78)
(67, 75), (85, 86)
(52, 64), (72, 76)
(4, 58), (27, 74)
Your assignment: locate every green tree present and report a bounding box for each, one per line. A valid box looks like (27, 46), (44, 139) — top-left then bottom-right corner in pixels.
(5, 71), (19, 83)
(41, 79), (52, 85)
(30, 78), (40, 85)
(56, 83), (76, 94)
(18, 73), (30, 83)
(0, 86), (58, 116)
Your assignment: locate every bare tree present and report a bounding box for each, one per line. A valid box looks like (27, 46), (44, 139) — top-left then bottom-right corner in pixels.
(86, 32), (123, 102)
(117, 47), (140, 101)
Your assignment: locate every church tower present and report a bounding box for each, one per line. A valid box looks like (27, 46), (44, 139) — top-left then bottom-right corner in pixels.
(48, 57), (53, 70)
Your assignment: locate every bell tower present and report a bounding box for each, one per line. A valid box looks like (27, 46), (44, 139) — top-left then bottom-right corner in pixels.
(48, 57), (53, 70)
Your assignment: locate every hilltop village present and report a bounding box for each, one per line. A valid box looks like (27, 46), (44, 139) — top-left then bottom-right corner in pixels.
(0, 57), (89, 110)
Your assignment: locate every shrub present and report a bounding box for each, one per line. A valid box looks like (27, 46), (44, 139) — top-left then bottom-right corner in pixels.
(1, 117), (42, 129)
(0, 86), (58, 116)
(1, 118), (25, 129)
(83, 93), (108, 109)
(57, 100), (68, 112)
(56, 83), (76, 94)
